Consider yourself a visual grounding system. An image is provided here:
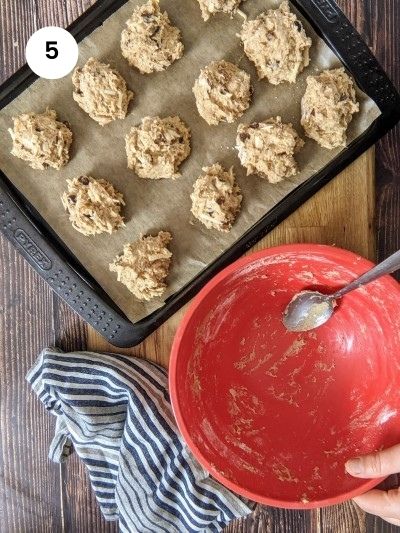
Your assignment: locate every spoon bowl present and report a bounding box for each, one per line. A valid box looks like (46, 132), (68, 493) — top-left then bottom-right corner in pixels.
(283, 290), (336, 332)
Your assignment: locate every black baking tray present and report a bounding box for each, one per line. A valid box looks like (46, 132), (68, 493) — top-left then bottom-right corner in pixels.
(1, 0), (399, 347)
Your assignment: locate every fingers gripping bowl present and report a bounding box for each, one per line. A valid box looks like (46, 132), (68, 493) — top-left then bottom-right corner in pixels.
(169, 244), (400, 508)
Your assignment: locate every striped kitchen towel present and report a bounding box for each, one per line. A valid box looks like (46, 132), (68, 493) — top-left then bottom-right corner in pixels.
(27, 348), (253, 532)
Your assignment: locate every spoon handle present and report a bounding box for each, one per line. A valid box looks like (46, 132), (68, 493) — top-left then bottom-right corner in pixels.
(333, 249), (400, 299)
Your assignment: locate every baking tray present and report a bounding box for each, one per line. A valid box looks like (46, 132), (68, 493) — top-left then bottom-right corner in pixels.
(0, 0), (399, 348)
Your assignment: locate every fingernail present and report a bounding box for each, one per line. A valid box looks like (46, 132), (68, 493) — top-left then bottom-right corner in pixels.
(346, 458), (362, 475)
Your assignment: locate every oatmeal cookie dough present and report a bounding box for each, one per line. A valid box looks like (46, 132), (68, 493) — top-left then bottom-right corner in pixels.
(301, 68), (360, 149)
(61, 175), (125, 236)
(121, 0), (183, 74)
(191, 164), (242, 232)
(109, 231), (172, 301)
(125, 116), (191, 179)
(196, 0), (246, 21)
(236, 117), (304, 183)
(8, 109), (72, 170)
(240, 1), (312, 85)
(72, 58), (133, 126)
(193, 60), (252, 126)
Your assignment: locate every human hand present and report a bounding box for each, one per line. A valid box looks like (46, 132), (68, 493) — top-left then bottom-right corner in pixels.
(345, 445), (400, 526)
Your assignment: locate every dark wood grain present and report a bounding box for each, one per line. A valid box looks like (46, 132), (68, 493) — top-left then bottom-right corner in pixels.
(0, 0), (399, 532)
(355, 0), (400, 278)
(0, 239), (62, 532)
(224, 506), (310, 533)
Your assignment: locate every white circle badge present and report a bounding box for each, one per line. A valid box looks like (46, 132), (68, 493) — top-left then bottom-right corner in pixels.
(26, 26), (79, 80)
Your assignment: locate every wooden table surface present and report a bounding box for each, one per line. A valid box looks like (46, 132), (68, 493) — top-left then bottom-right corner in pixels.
(0, 1), (399, 531)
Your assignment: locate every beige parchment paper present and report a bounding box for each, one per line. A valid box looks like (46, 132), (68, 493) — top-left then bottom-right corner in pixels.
(0, 0), (381, 322)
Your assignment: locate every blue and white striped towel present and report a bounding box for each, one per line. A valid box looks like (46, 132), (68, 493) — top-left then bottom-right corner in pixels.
(27, 348), (252, 532)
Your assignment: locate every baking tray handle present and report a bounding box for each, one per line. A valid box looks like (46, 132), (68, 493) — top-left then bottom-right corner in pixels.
(0, 175), (146, 347)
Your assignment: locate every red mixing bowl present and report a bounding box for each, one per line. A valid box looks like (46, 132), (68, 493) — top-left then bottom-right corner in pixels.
(169, 244), (400, 509)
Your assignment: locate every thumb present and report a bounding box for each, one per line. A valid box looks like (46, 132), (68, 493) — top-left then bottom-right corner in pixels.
(353, 487), (400, 522)
(346, 444), (400, 478)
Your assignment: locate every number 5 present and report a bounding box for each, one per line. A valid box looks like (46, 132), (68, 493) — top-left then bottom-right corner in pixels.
(46, 41), (58, 59)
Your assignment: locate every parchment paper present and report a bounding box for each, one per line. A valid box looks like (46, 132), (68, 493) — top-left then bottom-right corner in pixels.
(0, 0), (381, 323)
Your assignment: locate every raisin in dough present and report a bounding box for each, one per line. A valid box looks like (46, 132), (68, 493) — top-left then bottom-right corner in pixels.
(240, 1), (312, 85)
(301, 68), (360, 149)
(196, 0), (246, 21)
(125, 116), (191, 179)
(110, 231), (172, 301)
(8, 109), (72, 170)
(236, 117), (304, 183)
(193, 60), (252, 126)
(121, 0), (183, 74)
(72, 58), (133, 126)
(191, 164), (242, 232)
(61, 175), (125, 236)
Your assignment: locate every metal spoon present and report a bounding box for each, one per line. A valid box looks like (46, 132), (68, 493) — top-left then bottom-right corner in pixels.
(283, 249), (400, 332)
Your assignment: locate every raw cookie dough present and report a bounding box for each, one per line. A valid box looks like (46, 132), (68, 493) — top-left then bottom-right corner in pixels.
(301, 68), (360, 149)
(236, 117), (304, 183)
(125, 116), (191, 179)
(72, 57), (134, 126)
(8, 109), (72, 170)
(61, 175), (125, 236)
(109, 231), (172, 301)
(240, 1), (312, 85)
(193, 60), (252, 125)
(196, 0), (246, 21)
(120, 0), (183, 74)
(191, 163), (242, 232)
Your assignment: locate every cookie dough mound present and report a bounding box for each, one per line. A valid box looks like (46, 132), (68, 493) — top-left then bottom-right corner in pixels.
(61, 175), (125, 236)
(240, 1), (312, 85)
(197, 0), (245, 21)
(121, 0), (183, 74)
(193, 60), (252, 126)
(110, 231), (172, 301)
(236, 117), (304, 183)
(125, 116), (191, 179)
(72, 58), (133, 126)
(301, 68), (360, 149)
(191, 164), (242, 232)
(8, 109), (72, 170)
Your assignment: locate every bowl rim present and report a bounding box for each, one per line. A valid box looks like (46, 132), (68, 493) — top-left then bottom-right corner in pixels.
(169, 244), (399, 509)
